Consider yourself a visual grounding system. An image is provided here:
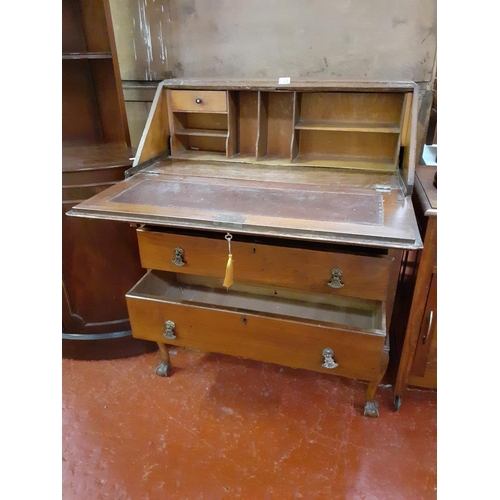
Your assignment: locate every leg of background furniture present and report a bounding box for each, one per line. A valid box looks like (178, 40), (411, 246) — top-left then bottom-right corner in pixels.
(364, 348), (389, 418)
(155, 342), (172, 377)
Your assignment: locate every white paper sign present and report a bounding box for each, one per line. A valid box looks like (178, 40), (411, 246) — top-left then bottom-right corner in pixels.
(278, 77), (291, 85)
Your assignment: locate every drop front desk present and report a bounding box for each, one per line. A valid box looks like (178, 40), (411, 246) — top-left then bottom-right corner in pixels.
(68, 79), (423, 417)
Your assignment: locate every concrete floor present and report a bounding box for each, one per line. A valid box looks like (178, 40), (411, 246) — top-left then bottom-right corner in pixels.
(62, 346), (437, 499)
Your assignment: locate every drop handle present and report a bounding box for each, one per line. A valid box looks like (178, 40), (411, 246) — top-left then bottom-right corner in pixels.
(327, 268), (344, 289)
(163, 320), (176, 339)
(195, 98), (202, 104)
(422, 311), (434, 344)
(322, 348), (339, 369)
(172, 247), (186, 266)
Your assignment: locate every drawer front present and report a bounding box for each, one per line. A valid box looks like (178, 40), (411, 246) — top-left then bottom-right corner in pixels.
(137, 229), (394, 301)
(127, 281), (386, 383)
(170, 90), (227, 113)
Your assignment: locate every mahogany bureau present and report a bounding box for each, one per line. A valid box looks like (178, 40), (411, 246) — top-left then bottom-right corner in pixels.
(68, 79), (423, 417)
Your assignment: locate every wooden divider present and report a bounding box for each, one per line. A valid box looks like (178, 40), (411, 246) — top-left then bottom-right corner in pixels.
(236, 91), (258, 159)
(256, 91), (268, 159)
(165, 88), (409, 172)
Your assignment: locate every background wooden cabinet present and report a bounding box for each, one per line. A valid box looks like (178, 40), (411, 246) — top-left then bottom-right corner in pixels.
(62, 0), (154, 358)
(392, 165), (437, 407)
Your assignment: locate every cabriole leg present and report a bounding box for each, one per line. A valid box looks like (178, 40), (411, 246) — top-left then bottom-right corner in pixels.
(155, 342), (172, 377)
(363, 348), (389, 418)
(364, 384), (381, 418)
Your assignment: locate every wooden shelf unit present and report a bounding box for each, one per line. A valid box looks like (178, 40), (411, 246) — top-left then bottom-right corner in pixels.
(62, 0), (129, 146)
(62, 0), (153, 359)
(155, 82), (417, 185)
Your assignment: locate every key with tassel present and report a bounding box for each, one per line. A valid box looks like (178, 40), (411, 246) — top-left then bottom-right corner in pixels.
(223, 232), (234, 290)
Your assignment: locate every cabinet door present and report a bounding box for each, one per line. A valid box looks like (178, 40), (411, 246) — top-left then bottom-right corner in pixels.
(409, 272), (437, 386)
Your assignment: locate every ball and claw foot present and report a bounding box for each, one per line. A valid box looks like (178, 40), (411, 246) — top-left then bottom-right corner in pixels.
(393, 396), (402, 411)
(364, 401), (379, 418)
(155, 361), (171, 377)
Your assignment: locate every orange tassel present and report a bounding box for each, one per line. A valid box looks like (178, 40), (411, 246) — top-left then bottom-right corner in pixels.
(223, 254), (234, 289)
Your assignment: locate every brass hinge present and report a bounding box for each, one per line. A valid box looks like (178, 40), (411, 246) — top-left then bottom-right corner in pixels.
(375, 184), (392, 193)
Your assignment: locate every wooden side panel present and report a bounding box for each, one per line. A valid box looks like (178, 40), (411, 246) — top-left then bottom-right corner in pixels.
(256, 92), (268, 159)
(133, 83), (170, 166)
(410, 272), (437, 378)
(401, 86), (420, 192)
(80, 0), (111, 52)
(226, 92), (238, 157)
(266, 93), (295, 159)
(290, 92), (301, 161)
(237, 91), (259, 156)
(400, 93), (413, 147)
(393, 173), (436, 395)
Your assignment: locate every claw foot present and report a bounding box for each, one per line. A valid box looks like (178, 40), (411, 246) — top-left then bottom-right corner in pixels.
(155, 361), (171, 377)
(364, 401), (379, 418)
(394, 396), (402, 412)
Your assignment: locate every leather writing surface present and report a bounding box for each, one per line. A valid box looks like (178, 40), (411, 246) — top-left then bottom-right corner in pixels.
(112, 178), (384, 226)
(68, 162), (421, 249)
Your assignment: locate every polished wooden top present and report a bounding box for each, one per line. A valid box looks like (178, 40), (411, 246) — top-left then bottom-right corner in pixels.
(415, 165), (437, 216)
(62, 141), (134, 172)
(68, 159), (423, 250)
(159, 78), (418, 92)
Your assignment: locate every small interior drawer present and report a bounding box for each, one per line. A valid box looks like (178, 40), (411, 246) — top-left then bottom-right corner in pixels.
(170, 90), (227, 113)
(137, 228), (394, 302)
(126, 270), (386, 381)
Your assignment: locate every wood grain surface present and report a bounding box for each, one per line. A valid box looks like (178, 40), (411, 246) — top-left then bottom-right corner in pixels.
(126, 271), (386, 381)
(109, 0), (436, 83)
(69, 161), (422, 249)
(136, 228), (395, 301)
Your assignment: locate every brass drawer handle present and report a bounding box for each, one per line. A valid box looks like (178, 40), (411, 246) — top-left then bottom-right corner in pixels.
(163, 320), (176, 339)
(328, 268), (344, 289)
(172, 247), (186, 266)
(322, 348), (339, 369)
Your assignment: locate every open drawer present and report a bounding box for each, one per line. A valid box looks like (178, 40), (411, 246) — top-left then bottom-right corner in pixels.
(126, 270), (387, 382)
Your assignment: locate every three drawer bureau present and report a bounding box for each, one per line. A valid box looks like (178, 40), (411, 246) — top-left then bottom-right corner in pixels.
(68, 79), (423, 417)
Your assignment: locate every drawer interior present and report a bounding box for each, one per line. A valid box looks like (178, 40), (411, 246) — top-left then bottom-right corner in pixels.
(128, 270), (385, 334)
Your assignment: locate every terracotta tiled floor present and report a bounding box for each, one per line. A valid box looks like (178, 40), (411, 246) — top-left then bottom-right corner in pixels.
(62, 346), (437, 499)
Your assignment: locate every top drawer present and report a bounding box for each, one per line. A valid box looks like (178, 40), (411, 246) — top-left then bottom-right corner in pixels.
(136, 229), (395, 302)
(170, 90), (227, 113)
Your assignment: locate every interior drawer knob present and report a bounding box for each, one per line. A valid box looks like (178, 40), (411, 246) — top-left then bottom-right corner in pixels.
(195, 98), (202, 104)
(163, 320), (176, 339)
(322, 348), (339, 369)
(328, 268), (344, 289)
(172, 247), (186, 266)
